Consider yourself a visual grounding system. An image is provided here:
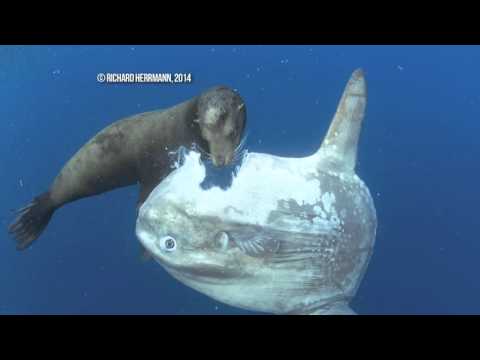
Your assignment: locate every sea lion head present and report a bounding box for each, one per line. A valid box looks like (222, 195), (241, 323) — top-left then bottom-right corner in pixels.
(195, 86), (247, 167)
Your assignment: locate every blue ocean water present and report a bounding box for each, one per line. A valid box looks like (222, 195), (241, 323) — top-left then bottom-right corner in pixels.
(1, 45), (479, 315)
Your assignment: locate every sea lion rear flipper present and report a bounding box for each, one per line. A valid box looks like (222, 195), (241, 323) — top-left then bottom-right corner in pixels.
(8, 192), (56, 250)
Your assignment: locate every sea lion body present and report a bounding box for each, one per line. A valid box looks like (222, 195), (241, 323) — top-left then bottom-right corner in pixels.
(9, 87), (247, 250)
(50, 99), (201, 208)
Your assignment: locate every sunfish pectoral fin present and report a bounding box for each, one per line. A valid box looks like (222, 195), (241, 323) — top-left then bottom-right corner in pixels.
(316, 68), (367, 173)
(229, 230), (280, 258)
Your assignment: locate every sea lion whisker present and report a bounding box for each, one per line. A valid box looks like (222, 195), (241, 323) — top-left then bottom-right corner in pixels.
(233, 148), (248, 163)
(234, 133), (249, 154)
(232, 151), (245, 163)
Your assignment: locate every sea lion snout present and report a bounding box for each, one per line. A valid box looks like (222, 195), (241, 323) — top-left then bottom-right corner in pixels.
(208, 139), (236, 167)
(212, 154), (226, 166)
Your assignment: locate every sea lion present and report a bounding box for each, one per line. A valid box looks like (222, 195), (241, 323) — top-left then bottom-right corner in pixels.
(136, 69), (376, 315)
(9, 86), (247, 251)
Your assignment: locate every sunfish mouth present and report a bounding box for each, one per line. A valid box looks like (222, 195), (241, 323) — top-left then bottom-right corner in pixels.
(162, 263), (244, 283)
(150, 254), (243, 281)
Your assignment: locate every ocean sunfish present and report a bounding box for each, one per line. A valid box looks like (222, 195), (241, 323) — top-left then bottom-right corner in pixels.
(136, 69), (377, 315)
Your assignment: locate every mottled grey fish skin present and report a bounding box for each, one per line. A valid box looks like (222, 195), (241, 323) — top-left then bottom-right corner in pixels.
(136, 69), (376, 315)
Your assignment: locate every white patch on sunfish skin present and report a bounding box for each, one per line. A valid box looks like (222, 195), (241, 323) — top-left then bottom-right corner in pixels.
(320, 192), (336, 214)
(152, 150), (324, 227)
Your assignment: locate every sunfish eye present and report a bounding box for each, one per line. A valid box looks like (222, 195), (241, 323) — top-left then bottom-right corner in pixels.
(157, 236), (177, 252)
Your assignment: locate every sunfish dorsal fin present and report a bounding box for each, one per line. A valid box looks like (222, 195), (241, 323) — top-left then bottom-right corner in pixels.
(316, 69), (367, 173)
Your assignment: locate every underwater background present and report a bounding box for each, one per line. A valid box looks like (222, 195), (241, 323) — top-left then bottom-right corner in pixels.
(1, 45), (479, 315)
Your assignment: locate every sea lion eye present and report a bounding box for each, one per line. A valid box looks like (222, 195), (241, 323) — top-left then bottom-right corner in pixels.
(157, 236), (177, 252)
